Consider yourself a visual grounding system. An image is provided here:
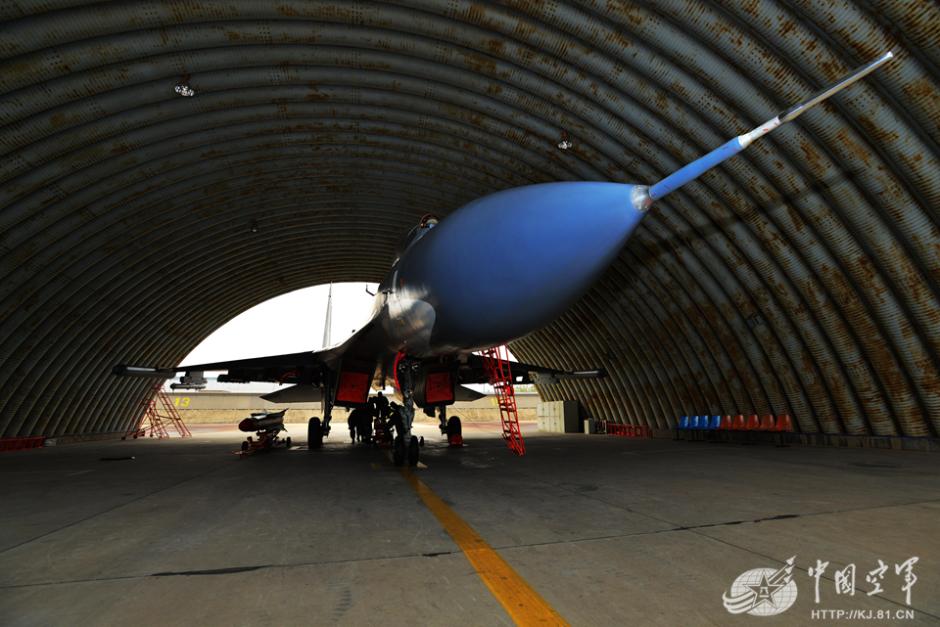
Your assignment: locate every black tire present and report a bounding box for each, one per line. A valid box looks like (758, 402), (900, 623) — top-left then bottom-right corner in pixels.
(393, 435), (405, 467)
(446, 416), (462, 437)
(407, 436), (420, 467)
(240, 441), (249, 452)
(308, 417), (323, 449)
(285, 437), (292, 448)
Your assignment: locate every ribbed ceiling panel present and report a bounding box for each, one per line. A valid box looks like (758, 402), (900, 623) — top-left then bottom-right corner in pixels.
(0, 1), (936, 438)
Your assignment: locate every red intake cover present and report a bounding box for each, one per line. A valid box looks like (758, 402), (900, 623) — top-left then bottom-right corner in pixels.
(425, 371), (454, 404)
(336, 371), (371, 404)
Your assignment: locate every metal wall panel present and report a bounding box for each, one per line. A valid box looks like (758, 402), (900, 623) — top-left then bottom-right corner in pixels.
(0, 1), (936, 438)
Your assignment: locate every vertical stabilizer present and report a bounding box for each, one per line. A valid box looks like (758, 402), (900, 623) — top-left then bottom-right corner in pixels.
(322, 282), (333, 348)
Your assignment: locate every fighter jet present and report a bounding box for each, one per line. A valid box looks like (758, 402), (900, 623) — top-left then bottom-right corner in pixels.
(115, 52), (892, 466)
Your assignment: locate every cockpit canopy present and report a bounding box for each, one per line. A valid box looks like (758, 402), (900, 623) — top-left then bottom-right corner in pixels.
(394, 214), (439, 260)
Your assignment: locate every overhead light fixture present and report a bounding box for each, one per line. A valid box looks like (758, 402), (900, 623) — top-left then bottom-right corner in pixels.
(174, 73), (195, 97)
(249, 220), (259, 234)
(557, 130), (573, 150)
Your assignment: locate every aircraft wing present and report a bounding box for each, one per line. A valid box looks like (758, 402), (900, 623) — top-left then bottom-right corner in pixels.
(458, 354), (605, 386)
(113, 349), (331, 386)
(113, 321), (377, 387)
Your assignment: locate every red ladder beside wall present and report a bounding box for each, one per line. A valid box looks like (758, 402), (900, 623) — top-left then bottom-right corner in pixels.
(480, 345), (526, 456)
(159, 386), (192, 437)
(124, 382), (192, 439)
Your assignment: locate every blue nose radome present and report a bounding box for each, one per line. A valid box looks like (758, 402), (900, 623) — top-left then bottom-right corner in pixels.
(397, 182), (646, 352)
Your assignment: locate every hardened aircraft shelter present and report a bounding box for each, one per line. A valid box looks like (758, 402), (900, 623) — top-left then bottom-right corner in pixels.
(0, 2), (938, 626)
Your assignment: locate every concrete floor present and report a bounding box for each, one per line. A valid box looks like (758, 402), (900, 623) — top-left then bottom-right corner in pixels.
(1, 424), (938, 626)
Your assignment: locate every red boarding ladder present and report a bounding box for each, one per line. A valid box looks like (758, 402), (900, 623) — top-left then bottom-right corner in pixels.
(124, 382), (192, 439)
(157, 386), (192, 438)
(480, 345), (526, 456)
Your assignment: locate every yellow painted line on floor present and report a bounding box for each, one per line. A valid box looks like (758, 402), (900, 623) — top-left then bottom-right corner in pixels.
(402, 470), (569, 626)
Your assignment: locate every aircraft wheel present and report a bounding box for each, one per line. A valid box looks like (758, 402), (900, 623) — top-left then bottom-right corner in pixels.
(446, 416), (462, 437)
(407, 436), (420, 467)
(393, 435), (405, 467)
(240, 441), (249, 452)
(308, 417), (323, 449)
(285, 437), (292, 448)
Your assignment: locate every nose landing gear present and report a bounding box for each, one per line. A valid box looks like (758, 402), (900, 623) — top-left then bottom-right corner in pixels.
(393, 435), (405, 466)
(393, 434), (422, 468)
(394, 355), (421, 468)
(407, 435), (420, 466)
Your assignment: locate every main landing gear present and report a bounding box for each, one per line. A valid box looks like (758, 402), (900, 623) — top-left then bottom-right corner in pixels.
(307, 417), (323, 449)
(308, 393), (336, 450)
(436, 406), (462, 447)
(446, 415), (463, 448)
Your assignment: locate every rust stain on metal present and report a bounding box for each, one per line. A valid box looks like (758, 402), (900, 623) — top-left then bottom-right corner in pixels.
(856, 115), (901, 144)
(740, 0), (760, 18)
(853, 254), (880, 289)
(654, 91), (668, 112)
(834, 129), (872, 167)
(485, 39), (504, 55)
(901, 77), (937, 103)
(798, 140), (825, 172)
(778, 19), (797, 37)
(914, 355), (940, 396)
(465, 3), (487, 24)
(458, 50), (497, 75)
(669, 81), (690, 101)
(511, 18), (537, 39)
(819, 58), (845, 82)
(785, 205), (807, 233)
(604, 1), (644, 27)
(603, 29), (633, 49)
(819, 266), (908, 416)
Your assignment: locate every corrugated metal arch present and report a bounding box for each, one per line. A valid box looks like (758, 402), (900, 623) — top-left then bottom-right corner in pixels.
(0, 1), (937, 439)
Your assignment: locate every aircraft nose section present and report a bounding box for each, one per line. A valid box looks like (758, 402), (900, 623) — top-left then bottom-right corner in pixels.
(400, 182), (646, 350)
